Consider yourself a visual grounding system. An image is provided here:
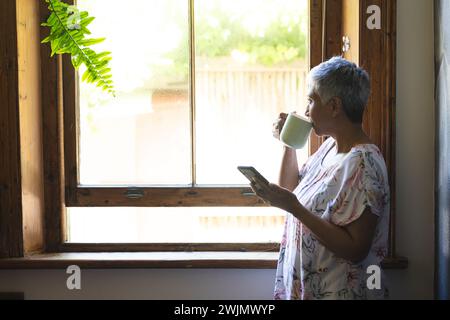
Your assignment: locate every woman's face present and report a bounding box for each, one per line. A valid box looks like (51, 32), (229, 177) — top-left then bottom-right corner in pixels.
(304, 87), (333, 136)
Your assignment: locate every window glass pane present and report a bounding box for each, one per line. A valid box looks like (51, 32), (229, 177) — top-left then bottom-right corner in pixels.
(194, 0), (309, 184)
(77, 0), (191, 185)
(67, 207), (285, 243)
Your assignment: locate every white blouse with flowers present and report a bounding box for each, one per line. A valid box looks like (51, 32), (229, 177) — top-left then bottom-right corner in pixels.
(274, 137), (390, 300)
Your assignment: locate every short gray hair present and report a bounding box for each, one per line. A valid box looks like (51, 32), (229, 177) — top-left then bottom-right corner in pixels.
(308, 56), (370, 124)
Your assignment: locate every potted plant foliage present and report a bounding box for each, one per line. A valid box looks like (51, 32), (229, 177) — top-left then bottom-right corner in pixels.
(41, 0), (114, 95)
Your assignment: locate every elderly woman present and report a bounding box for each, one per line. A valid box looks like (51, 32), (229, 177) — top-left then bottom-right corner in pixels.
(251, 56), (390, 300)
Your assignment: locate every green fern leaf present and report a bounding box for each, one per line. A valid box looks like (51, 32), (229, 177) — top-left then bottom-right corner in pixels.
(42, 0), (115, 96)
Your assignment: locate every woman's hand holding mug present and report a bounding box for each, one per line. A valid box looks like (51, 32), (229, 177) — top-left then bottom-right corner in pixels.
(272, 112), (289, 141)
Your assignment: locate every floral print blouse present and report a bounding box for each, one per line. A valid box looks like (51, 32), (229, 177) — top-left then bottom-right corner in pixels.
(274, 137), (390, 300)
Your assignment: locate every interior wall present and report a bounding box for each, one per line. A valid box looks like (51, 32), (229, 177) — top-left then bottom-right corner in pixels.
(0, 269), (275, 300)
(0, 0), (436, 299)
(384, 0), (435, 299)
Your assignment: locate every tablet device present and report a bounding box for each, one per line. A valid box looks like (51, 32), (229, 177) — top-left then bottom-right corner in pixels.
(237, 166), (270, 186)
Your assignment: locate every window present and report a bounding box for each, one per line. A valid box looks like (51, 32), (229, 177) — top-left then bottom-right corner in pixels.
(0, 0), (406, 268)
(62, 0), (311, 247)
(30, 0), (405, 267)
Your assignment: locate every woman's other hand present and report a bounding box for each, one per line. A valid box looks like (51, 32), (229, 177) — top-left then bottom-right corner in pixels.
(250, 181), (301, 213)
(272, 113), (288, 141)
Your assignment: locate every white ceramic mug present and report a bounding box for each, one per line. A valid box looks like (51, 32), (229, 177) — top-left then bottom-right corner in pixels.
(280, 112), (313, 149)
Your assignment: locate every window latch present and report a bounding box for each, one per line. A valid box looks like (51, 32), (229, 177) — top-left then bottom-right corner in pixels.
(241, 188), (256, 197)
(124, 188), (144, 199)
(342, 35), (351, 54)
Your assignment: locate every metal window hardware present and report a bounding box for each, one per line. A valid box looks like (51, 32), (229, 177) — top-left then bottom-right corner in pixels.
(342, 36), (351, 53)
(241, 189), (256, 196)
(124, 188), (144, 199)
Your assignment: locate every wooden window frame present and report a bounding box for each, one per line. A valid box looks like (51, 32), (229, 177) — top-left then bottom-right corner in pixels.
(36, 0), (407, 268)
(44, 0), (323, 253)
(60, 0), (286, 209)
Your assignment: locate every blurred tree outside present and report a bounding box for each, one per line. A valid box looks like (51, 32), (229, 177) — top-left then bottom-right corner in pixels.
(162, 0), (308, 80)
(77, 0), (308, 100)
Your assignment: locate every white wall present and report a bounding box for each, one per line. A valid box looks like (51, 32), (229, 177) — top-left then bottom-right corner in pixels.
(0, 269), (275, 300)
(0, 0), (436, 300)
(385, 0), (435, 299)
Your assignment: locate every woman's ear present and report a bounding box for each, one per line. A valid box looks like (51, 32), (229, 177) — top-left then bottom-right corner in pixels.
(328, 97), (343, 118)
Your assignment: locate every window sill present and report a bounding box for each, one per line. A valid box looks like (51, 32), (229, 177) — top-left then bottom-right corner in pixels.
(0, 252), (279, 269)
(380, 256), (409, 270)
(0, 252), (409, 270)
